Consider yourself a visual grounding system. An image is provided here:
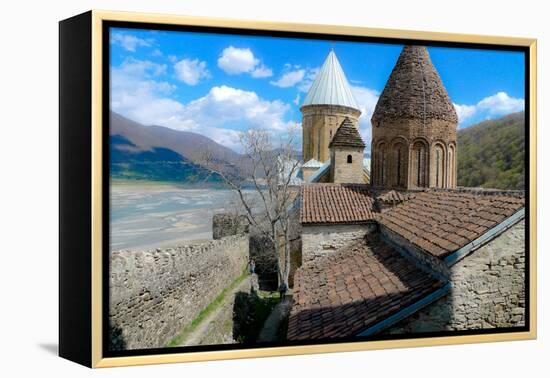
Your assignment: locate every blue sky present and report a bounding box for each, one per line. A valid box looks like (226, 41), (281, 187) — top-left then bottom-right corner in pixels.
(110, 27), (525, 152)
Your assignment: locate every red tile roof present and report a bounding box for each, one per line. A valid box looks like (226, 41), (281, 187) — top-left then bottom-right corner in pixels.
(300, 184), (375, 225)
(375, 189), (415, 204)
(377, 190), (525, 259)
(287, 237), (445, 340)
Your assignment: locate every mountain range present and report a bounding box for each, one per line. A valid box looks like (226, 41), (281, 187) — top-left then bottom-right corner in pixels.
(110, 112), (245, 183)
(110, 110), (526, 190)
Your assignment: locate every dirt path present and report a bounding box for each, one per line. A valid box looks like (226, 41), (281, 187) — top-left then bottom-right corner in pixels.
(179, 276), (252, 347)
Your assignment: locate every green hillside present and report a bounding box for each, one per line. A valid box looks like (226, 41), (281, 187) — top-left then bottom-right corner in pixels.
(457, 111), (525, 190)
(110, 134), (222, 184)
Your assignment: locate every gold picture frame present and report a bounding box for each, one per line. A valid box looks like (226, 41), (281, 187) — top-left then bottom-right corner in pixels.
(59, 9), (537, 368)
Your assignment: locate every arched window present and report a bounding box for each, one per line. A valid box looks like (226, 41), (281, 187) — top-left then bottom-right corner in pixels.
(347, 154), (352, 164)
(392, 141), (407, 188)
(448, 145), (455, 187)
(411, 141), (428, 187)
(434, 144), (445, 188)
(376, 143), (387, 186)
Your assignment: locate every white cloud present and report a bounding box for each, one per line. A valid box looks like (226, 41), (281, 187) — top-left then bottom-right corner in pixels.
(111, 33), (153, 52)
(297, 68), (320, 92)
(111, 58), (178, 125)
(453, 103), (477, 122)
(251, 65), (273, 78)
(270, 69), (305, 88)
(174, 58), (210, 85)
(111, 58), (293, 150)
(453, 91), (525, 126)
(180, 86), (293, 132)
(351, 85), (380, 152)
(476, 92), (525, 116)
(217, 46), (272, 78)
(293, 94), (301, 105)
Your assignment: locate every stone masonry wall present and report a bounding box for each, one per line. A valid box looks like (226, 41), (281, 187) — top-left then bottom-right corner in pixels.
(371, 118), (457, 189)
(385, 220), (525, 334)
(330, 147), (364, 184)
(109, 235), (249, 350)
(302, 104), (361, 163)
(302, 223), (377, 263)
(212, 213), (249, 240)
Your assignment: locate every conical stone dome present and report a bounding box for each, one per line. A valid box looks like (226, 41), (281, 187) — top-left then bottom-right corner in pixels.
(372, 46), (458, 124)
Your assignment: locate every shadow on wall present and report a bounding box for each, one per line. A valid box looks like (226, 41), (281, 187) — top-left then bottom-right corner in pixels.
(249, 232), (303, 291)
(249, 234), (278, 291)
(232, 291), (280, 343)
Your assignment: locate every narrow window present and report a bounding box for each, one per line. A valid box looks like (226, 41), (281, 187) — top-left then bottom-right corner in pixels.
(435, 145), (445, 188)
(317, 127), (321, 161)
(417, 148), (421, 185)
(397, 147), (401, 186)
(347, 155), (352, 164)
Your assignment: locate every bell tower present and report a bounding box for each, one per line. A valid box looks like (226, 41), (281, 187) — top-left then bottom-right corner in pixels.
(371, 45), (458, 190)
(301, 50), (361, 164)
(329, 118), (366, 184)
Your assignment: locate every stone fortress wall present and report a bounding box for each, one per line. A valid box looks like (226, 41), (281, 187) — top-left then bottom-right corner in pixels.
(109, 219), (249, 350)
(385, 220), (525, 333)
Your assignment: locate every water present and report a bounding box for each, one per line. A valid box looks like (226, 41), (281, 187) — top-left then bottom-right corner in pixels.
(110, 182), (246, 251)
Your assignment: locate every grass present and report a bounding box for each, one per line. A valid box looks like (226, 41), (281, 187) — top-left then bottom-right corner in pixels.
(166, 270), (249, 347)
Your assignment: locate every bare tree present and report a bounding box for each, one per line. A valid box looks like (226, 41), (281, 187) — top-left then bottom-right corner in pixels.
(201, 128), (301, 299)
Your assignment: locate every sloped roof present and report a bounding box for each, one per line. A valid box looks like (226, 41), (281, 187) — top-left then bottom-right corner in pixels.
(300, 184), (375, 224)
(375, 189), (415, 204)
(328, 118), (366, 148)
(372, 45), (458, 124)
(302, 158), (323, 168)
(287, 237), (446, 340)
(377, 190), (525, 259)
(302, 50), (360, 111)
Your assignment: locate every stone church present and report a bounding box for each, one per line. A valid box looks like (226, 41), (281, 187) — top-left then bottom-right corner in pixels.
(288, 45), (526, 341)
(299, 49), (370, 184)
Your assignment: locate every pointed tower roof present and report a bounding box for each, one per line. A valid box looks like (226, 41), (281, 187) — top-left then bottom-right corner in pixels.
(372, 45), (458, 124)
(329, 118), (366, 148)
(302, 50), (360, 111)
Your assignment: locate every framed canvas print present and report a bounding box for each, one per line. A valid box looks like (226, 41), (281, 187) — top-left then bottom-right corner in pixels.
(59, 10), (537, 368)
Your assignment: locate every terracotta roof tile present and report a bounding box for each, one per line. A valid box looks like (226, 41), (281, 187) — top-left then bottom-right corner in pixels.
(300, 184), (375, 225)
(287, 237), (445, 340)
(377, 190), (524, 259)
(375, 189), (415, 204)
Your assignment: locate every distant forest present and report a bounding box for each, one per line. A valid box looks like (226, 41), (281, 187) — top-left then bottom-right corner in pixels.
(457, 111), (525, 190)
